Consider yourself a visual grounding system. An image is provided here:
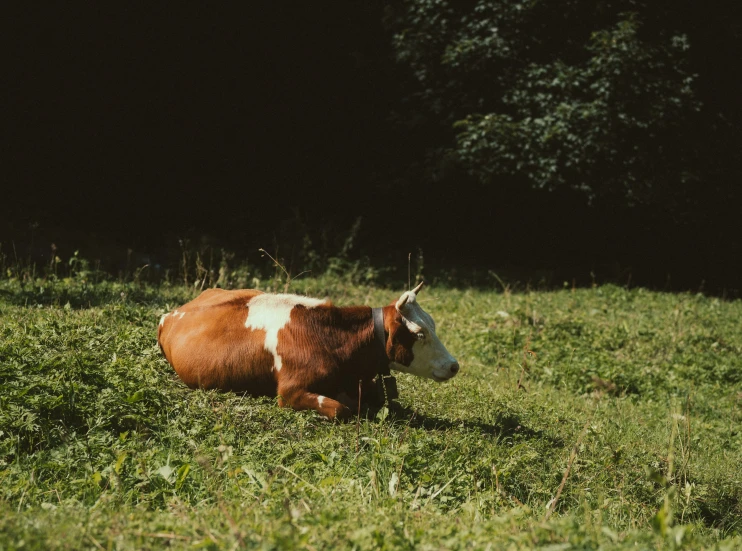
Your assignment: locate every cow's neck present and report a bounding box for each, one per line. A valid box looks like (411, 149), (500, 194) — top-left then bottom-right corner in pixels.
(330, 305), (390, 372)
(371, 306), (391, 375)
(322, 304), (397, 403)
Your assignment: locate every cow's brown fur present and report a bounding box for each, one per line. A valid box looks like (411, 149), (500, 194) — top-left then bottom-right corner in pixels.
(158, 288), (417, 419)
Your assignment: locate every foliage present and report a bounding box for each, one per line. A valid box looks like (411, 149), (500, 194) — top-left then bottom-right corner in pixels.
(1, 268), (742, 549)
(388, 0), (701, 203)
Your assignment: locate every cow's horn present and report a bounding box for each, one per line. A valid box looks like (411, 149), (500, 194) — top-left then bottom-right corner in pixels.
(396, 293), (409, 311)
(412, 281), (424, 295)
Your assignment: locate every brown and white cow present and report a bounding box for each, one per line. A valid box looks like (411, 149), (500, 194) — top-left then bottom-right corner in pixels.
(157, 282), (459, 419)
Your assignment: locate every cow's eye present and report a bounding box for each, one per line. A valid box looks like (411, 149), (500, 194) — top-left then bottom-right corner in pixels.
(415, 331), (426, 341)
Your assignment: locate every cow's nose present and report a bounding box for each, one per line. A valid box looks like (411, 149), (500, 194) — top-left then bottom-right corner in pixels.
(450, 362), (460, 375)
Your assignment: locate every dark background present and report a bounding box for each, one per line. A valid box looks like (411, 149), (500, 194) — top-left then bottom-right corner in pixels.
(3, 3), (741, 293)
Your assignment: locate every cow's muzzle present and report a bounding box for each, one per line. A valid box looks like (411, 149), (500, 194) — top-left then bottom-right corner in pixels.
(433, 361), (460, 382)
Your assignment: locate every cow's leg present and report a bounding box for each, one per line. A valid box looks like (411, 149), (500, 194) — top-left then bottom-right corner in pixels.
(277, 386), (352, 420)
(335, 391), (356, 409)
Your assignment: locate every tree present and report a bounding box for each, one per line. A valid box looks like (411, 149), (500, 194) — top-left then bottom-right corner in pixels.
(387, 0), (701, 204)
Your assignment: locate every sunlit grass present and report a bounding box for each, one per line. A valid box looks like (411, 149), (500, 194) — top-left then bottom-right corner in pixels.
(1, 276), (741, 549)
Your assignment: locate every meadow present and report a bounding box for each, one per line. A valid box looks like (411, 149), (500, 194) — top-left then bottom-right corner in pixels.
(1, 265), (741, 550)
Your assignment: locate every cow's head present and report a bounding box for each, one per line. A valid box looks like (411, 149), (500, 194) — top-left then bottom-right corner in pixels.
(387, 282), (460, 382)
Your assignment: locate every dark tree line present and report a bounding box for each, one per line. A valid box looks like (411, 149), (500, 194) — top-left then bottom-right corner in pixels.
(3, 2), (741, 290)
(383, 0), (741, 289)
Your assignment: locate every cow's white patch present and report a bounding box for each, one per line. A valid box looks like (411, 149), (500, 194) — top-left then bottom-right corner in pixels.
(317, 395), (326, 408)
(160, 310), (185, 326)
(244, 293), (327, 372)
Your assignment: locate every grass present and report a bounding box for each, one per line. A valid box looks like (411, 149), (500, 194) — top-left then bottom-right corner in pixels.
(1, 272), (741, 550)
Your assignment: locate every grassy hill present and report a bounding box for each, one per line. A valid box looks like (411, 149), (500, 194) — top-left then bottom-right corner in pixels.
(1, 274), (741, 550)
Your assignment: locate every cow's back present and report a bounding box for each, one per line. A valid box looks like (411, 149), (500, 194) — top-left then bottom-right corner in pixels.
(158, 288), (277, 394)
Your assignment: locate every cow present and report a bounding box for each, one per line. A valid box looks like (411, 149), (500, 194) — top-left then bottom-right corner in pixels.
(157, 281), (459, 419)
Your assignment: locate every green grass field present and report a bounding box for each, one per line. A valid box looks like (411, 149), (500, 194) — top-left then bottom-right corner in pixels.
(1, 274), (741, 550)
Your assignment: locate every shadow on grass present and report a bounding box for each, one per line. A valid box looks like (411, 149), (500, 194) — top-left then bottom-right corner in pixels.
(366, 402), (565, 448)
